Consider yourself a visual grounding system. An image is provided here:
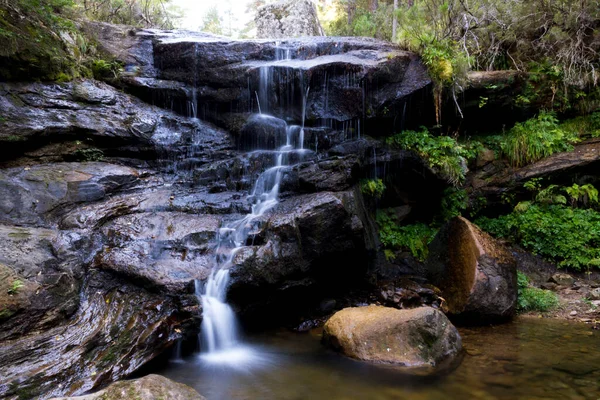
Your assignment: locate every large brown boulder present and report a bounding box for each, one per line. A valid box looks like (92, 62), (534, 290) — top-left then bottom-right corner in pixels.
(322, 306), (462, 373)
(426, 216), (517, 322)
(51, 374), (205, 400)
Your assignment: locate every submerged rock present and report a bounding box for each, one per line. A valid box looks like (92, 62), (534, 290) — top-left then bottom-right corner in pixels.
(51, 374), (205, 400)
(426, 217), (518, 322)
(255, 0), (324, 39)
(322, 305), (462, 372)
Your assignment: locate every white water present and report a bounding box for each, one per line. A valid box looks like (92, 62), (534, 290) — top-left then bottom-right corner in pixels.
(197, 45), (308, 366)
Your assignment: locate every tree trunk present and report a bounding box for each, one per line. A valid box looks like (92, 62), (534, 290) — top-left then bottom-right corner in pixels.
(392, 0), (398, 41)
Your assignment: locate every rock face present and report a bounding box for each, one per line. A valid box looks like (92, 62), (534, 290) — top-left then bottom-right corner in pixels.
(0, 23), (435, 399)
(88, 24), (431, 138)
(426, 217), (518, 321)
(51, 374), (205, 400)
(255, 0), (324, 39)
(322, 306), (462, 372)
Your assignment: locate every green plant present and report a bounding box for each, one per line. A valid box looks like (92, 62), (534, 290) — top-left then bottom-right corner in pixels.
(517, 271), (560, 312)
(376, 211), (438, 261)
(566, 184), (598, 207)
(439, 187), (468, 221)
(90, 59), (122, 80)
(500, 111), (578, 167)
(73, 148), (104, 161)
(386, 127), (468, 185)
(360, 178), (386, 199)
(7, 279), (24, 295)
(477, 204), (600, 270)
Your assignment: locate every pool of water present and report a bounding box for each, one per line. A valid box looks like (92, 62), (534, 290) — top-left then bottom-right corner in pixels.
(153, 317), (600, 400)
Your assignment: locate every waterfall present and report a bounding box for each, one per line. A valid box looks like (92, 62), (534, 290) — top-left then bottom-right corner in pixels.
(197, 44), (308, 365)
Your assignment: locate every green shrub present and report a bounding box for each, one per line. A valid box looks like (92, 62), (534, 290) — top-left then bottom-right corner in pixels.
(90, 59), (122, 80)
(73, 148), (104, 161)
(386, 128), (469, 185)
(360, 178), (386, 199)
(500, 111), (578, 167)
(517, 271), (560, 312)
(566, 183), (598, 207)
(376, 211), (438, 261)
(559, 112), (600, 139)
(477, 204), (600, 270)
(439, 187), (468, 221)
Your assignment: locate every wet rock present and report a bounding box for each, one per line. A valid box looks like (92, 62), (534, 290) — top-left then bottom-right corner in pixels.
(0, 271), (191, 400)
(550, 273), (575, 287)
(94, 211), (221, 292)
(228, 191), (369, 317)
(0, 225), (86, 341)
(426, 217), (518, 322)
(322, 306), (462, 372)
(255, 0), (324, 39)
(294, 156), (358, 193)
(378, 278), (441, 309)
(51, 374), (205, 400)
(0, 162), (141, 226)
(239, 114), (288, 150)
(0, 81), (233, 167)
(95, 25), (430, 133)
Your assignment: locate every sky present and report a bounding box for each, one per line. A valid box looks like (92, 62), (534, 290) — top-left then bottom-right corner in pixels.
(171, 0), (255, 34)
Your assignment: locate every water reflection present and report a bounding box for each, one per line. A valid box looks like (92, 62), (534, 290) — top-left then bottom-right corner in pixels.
(155, 317), (599, 400)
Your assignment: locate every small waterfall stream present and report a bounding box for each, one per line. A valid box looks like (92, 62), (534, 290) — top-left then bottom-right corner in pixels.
(196, 45), (308, 364)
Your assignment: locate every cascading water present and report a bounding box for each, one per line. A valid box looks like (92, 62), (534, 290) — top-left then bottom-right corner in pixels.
(197, 44), (308, 365)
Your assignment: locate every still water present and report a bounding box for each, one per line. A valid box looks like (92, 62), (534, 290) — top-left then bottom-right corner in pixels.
(153, 317), (600, 400)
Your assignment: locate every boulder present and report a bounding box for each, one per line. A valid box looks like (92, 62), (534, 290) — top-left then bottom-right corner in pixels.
(426, 217), (518, 322)
(322, 306), (462, 372)
(550, 273), (575, 287)
(255, 0), (324, 39)
(50, 374), (205, 400)
(228, 191), (369, 319)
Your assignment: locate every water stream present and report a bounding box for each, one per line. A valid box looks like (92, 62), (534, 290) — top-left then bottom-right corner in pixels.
(197, 45), (308, 364)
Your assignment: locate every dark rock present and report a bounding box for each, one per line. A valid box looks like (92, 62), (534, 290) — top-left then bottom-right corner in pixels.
(0, 162), (142, 226)
(94, 211), (221, 292)
(426, 217), (518, 322)
(0, 81), (233, 167)
(322, 306), (462, 373)
(228, 191), (369, 318)
(50, 374), (205, 400)
(239, 114), (288, 150)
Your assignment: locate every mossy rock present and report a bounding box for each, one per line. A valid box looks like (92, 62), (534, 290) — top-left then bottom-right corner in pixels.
(50, 375), (205, 400)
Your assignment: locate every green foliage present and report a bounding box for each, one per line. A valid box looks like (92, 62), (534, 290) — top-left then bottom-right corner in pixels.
(559, 112), (600, 139)
(320, 1), (393, 40)
(90, 59), (122, 80)
(7, 279), (24, 295)
(386, 127), (468, 185)
(477, 204), (600, 270)
(566, 184), (598, 207)
(517, 271), (560, 312)
(200, 6), (223, 35)
(376, 210), (438, 261)
(500, 111), (578, 167)
(76, 0), (180, 29)
(73, 148), (104, 161)
(439, 187), (467, 221)
(360, 178), (386, 199)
